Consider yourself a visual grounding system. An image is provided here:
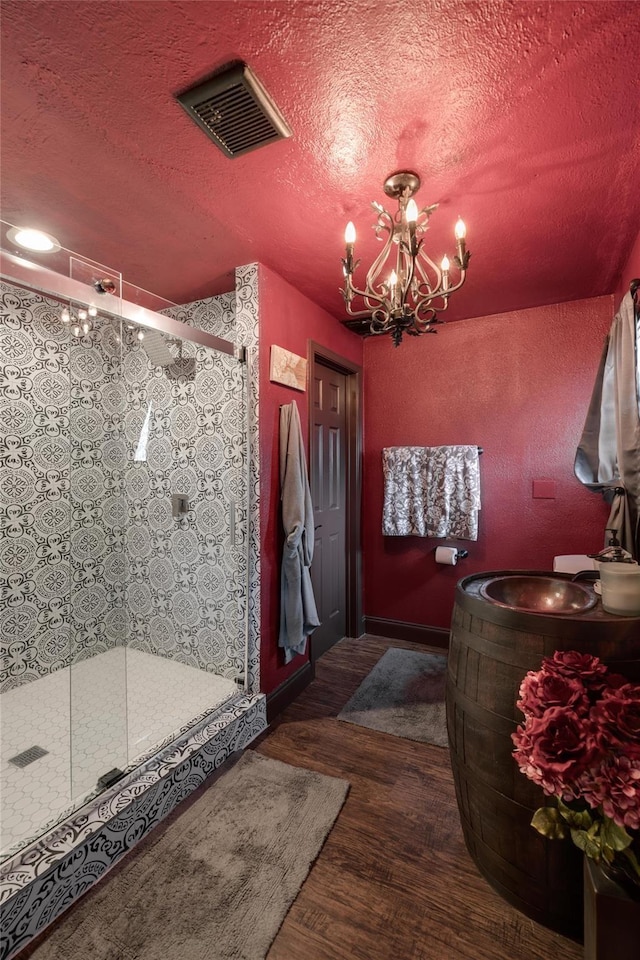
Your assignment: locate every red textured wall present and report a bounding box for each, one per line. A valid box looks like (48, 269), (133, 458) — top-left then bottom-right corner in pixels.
(258, 264), (363, 695)
(362, 296), (614, 632)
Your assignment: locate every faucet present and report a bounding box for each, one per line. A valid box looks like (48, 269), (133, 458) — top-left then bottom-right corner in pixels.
(571, 570), (600, 583)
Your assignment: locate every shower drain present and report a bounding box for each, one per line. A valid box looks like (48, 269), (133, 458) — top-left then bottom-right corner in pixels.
(9, 745), (49, 768)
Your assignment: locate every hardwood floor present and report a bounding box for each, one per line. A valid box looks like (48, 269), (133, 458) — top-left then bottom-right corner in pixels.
(256, 635), (582, 960)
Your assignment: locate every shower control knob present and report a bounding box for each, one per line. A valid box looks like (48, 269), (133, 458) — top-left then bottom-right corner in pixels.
(171, 494), (190, 518)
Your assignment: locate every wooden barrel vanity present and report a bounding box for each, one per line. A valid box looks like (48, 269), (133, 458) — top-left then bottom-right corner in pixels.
(446, 570), (640, 940)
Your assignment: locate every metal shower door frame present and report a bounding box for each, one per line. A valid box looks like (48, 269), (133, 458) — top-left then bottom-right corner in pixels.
(0, 250), (240, 358)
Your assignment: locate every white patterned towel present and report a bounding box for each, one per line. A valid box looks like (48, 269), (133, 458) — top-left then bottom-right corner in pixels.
(382, 445), (481, 540)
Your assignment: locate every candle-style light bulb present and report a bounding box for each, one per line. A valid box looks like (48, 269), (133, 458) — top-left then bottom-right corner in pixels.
(60, 308), (70, 323)
(343, 221), (356, 281)
(454, 217), (468, 270)
(405, 198), (419, 255)
(88, 305), (98, 317)
(78, 308), (87, 321)
(388, 269), (398, 308)
(441, 256), (450, 292)
(454, 217), (468, 268)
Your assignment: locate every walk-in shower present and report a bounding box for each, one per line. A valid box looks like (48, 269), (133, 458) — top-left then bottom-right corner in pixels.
(0, 230), (265, 958)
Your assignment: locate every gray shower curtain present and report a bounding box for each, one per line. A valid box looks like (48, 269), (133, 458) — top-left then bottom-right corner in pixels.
(574, 289), (640, 558)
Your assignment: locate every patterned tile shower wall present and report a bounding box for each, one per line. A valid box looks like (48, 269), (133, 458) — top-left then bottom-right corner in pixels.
(0, 270), (260, 694)
(162, 264), (260, 693)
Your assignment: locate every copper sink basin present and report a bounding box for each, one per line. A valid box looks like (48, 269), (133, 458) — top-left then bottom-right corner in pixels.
(479, 575), (597, 615)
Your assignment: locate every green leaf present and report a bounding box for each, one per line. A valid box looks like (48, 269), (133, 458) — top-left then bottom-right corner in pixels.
(531, 807), (568, 840)
(600, 816), (633, 853)
(587, 822), (600, 840)
(570, 828), (602, 860)
(557, 799), (593, 830)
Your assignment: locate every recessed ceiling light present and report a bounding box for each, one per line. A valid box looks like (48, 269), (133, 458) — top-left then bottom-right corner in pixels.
(7, 226), (61, 253)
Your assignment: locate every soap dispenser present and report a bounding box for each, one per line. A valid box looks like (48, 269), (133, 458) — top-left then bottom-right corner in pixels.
(588, 530), (640, 615)
(588, 529), (635, 564)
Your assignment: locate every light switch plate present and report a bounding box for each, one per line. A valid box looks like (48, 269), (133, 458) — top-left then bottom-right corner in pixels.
(532, 479), (557, 499)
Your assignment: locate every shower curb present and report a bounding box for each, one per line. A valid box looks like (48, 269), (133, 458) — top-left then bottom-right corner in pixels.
(0, 693), (266, 960)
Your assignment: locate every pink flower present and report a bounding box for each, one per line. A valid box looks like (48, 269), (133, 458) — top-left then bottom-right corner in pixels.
(542, 650), (608, 688)
(514, 651), (640, 872)
(604, 672), (629, 691)
(584, 755), (640, 831)
(594, 684), (640, 759)
(517, 669), (589, 719)
(513, 706), (599, 798)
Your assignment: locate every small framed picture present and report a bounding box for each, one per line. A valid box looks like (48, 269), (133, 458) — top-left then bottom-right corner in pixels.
(269, 345), (307, 391)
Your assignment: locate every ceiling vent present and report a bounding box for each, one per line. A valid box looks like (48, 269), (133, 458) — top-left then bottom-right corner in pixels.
(177, 62), (292, 159)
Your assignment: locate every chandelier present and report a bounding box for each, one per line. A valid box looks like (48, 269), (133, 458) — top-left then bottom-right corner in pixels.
(340, 171), (471, 346)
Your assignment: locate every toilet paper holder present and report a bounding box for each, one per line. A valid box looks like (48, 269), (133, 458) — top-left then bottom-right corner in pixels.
(434, 546), (469, 563)
(436, 547), (468, 558)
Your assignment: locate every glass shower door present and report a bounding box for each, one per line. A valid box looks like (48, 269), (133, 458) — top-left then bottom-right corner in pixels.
(1, 247), (249, 860)
(69, 311), (128, 802)
(122, 324), (247, 769)
(188, 339), (249, 690)
(0, 283), (74, 856)
(67, 307), (248, 800)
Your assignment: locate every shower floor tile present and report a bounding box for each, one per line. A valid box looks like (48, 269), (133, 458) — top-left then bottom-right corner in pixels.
(0, 649), (238, 858)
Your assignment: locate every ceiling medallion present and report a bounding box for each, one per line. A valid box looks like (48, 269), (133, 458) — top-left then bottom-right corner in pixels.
(340, 171), (471, 346)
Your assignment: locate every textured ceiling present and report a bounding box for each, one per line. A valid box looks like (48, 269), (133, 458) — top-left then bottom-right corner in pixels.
(1, 0), (639, 323)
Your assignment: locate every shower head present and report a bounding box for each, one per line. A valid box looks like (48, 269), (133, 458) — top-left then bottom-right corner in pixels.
(140, 330), (176, 368)
(140, 330), (197, 378)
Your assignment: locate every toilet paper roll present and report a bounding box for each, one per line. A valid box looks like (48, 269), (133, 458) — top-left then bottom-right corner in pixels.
(435, 546), (458, 566)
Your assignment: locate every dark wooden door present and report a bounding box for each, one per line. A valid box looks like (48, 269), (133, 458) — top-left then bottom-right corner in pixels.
(309, 362), (347, 662)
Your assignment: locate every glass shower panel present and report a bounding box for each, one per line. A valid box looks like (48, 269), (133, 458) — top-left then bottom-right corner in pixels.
(0, 282), (73, 857)
(190, 342), (248, 686)
(123, 325), (246, 766)
(202, 345), (249, 688)
(69, 312), (128, 801)
(1, 240), (248, 863)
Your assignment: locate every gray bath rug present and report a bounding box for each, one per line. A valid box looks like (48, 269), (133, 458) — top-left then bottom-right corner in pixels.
(338, 647), (448, 746)
(25, 751), (349, 960)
